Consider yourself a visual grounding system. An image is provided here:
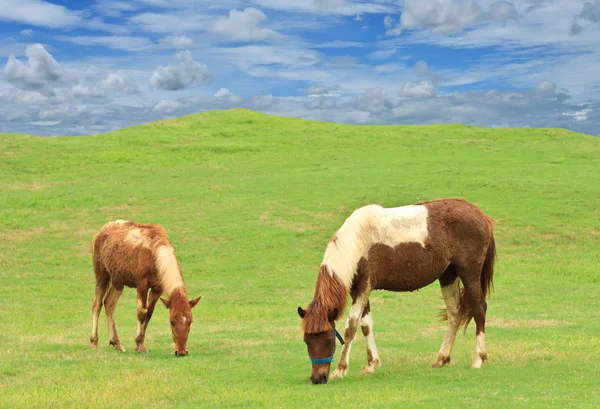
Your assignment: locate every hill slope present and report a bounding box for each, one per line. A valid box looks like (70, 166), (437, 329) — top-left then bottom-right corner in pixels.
(1, 109), (599, 408)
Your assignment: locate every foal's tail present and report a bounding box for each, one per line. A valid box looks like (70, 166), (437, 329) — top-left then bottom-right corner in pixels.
(457, 219), (496, 331)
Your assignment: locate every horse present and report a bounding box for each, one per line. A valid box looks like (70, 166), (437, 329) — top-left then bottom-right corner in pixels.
(297, 198), (496, 384)
(90, 220), (201, 356)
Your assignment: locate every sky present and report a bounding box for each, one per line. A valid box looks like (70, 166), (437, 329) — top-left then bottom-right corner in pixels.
(1, 0), (599, 136)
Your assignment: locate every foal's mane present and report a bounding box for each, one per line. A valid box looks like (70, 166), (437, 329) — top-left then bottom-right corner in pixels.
(301, 265), (347, 334)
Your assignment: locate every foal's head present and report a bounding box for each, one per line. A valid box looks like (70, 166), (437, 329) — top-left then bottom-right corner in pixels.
(161, 290), (201, 356)
(297, 306), (339, 384)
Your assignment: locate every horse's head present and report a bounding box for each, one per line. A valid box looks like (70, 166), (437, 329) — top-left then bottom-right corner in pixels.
(161, 294), (201, 356)
(297, 306), (340, 384)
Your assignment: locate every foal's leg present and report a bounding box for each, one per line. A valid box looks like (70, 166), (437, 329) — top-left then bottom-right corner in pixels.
(359, 302), (382, 375)
(90, 271), (109, 348)
(330, 294), (370, 380)
(460, 274), (488, 368)
(135, 287), (149, 353)
(104, 284), (125, 352)
(432, 276), (461, 367)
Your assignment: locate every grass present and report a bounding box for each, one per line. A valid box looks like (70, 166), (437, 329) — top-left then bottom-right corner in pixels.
(0, 108), (599, 408)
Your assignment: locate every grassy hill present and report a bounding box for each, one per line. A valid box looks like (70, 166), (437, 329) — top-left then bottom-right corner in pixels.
(1, 108), (599, 408)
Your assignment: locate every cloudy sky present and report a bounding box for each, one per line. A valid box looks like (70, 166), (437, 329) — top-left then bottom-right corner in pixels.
(1, 0), (599, 136)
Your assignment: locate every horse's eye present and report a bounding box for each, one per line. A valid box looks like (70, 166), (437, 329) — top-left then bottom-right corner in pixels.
(170, 320), (175, 326)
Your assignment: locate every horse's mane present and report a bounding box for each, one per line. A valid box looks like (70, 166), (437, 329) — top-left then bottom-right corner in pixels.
(301, 265), (347, 334)
(168, 287), (191, 316)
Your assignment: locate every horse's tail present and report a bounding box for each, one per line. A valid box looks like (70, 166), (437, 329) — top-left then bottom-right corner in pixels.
(457, 218), (496, 331)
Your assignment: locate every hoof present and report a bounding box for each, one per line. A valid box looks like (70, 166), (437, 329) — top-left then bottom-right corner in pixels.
(471, 359), (483, 369)
(432, 356), (451, 368)
(361, 365), (375, 375)
(136, 344), (148, 353)
(330, 368), (347, 380)
(110, 341), (126, 352)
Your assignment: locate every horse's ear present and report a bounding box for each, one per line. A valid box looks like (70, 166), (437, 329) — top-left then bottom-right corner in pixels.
(297, 307), (306, 319)
(160, 297), (171, 309)
(327, 308), (338, 323)
(189, 296), (202, 308)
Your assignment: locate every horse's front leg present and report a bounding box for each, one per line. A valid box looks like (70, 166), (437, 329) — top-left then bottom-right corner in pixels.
(137, 289), (162, 351)
(359, 302), (381, 374)
(135, 286), (149, 353)
(330, 296), (369, 380)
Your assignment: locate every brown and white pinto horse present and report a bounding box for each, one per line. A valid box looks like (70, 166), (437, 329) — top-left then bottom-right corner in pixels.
(298, 198), (496, 384)
(90, 220), (201, 356)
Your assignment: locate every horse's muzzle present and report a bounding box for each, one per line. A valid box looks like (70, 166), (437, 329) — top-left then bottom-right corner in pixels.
(310, 375), (328, 385)
(175, 351), (189, 357)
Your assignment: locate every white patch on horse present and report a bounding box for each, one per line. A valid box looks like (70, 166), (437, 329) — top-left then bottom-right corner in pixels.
(322, 204), (428, 289)
(436, 278), (460, 363)
(113, 220), (128, 224)
(155, 245), (183, 294)
(472, 332), (486, 368)
(360, 313), (381, 374)
(182, 316), (187, 323)
(125, 228), (150, 248)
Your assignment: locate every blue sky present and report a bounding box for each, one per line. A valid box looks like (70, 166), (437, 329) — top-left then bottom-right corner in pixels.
(1, 0), (599, 136)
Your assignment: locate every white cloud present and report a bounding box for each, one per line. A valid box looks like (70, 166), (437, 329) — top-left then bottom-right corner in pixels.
(399, 81), (437, 98)
(571, 0), (600, 34)
(153, 100), (181, 112)
(489, 1), (519, 23)
(101, 71), (139, 94)
(0, 0), (79, 28)
(535, 80), (557, 95)
(20, 29), (34, 37)
(212, 8), (283, 41)
(212, 44), (322, 70)
(302, 84), (340, 96)
(130, 12), (212, 33)
(375, 63), (403, 74)
(8, 89), (49, 104)
(149, 50), (212, 91)
(400, 0), (482, 34)
(54, 36), (153, 52)
(330, 55), (356, 66)
(366, 48), (397, 60)
(350, 88), (395, 114)
(254, 0), (396, 16)
(580, 0), (600, 22)
(72, 84), (105, 99)
(3, 44), (65, 95)
(159, 36), (194, 48)
(214, 87), (244, 102)
(313, 0), (344, 8)
(384, 15), (403, 36)
(91, 1), (139, 17)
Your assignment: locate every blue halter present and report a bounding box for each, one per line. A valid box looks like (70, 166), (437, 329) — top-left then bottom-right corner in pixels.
(308, 325), (345, 365)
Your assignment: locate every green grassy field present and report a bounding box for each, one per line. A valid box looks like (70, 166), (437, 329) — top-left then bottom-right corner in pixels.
(1, 108), (599, 408)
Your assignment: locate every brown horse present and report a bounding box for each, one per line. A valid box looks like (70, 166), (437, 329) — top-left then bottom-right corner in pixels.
(90, 220), (201, 356)
(298, 198), (496, 384)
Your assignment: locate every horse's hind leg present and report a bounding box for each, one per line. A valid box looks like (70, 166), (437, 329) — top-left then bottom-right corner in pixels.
(359, 301), (381, 375)
(432, 269), (460, 367)
(104, 284), (125, 352)
(90, 263), (109, 348)
(459, 272), (488, 368)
